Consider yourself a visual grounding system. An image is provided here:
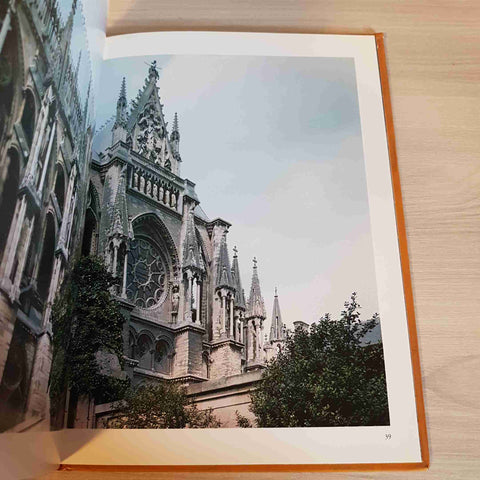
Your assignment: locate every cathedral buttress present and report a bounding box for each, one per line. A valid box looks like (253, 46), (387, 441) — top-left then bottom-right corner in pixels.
(231, 246), (246, 344)
(99, 163), (131, 297)
(180, 195), (205, 324)
(245, 257), (267, 370)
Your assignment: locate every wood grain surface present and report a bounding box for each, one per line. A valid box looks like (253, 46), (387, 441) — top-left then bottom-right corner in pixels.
(42, 0), (480, 478)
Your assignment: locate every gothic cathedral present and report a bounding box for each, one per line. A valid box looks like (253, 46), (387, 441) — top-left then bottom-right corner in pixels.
(89, 61), (287, 388)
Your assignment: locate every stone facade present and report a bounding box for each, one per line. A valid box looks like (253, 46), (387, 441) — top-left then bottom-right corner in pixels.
(0, 0), (94, 431)
(88, 61), (285, 394)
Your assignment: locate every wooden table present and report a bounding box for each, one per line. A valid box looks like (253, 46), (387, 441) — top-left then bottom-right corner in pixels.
(44, 1), (480, 478)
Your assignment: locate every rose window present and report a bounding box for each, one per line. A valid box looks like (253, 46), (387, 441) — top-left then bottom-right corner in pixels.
(126, 238), (168, 308)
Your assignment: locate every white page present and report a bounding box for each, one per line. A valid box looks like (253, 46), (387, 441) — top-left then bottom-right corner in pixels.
(57, 31), (422, 467)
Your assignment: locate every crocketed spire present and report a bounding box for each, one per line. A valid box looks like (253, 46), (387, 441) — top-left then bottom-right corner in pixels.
(110, 167), (130, 239)
(182, 208), (204, 271)
(115, 77), (127, 127)
(247, 257), (266, 319)
(269, 288), (285, 341)
(216, 233), (234, 289)
(231, 246), (246, 309)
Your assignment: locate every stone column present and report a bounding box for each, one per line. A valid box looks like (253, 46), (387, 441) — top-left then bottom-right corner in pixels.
(121, 248), (128, 298)
(55, 165), (77, 261)
(24, 331), (52, 421)
(229, 298), (234, 338)
(23, 91), (51, 188)
(196, 279), (201, 324)
(0, 195), (27, 281)
(112, 244), (118, 277)
(184, 271), (192, 322)
(11, 215), (35, 296)
(44, 258), (59, 323)
(221, 294), (226, 335)
(37, 121), (56, 193)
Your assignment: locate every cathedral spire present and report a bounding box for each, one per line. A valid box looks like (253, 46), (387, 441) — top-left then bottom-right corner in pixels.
(231, 246), (246, 309)
(247, 257), (266, 319)
(119, 76), (127, 101)
(110, 167), (130, 239)
(269, 288), (285, 341)
(115, 77), (127, 126)
(182, 207), (204, 271)
(173, 112), (179, 132)
(170, 112), (181, 161)
(216, 233), (234, 290)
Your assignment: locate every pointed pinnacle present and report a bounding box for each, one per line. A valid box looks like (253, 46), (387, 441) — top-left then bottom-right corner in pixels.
(253, 257), (257, 268)
(119, 77), (126, 100)
(275, 287), (278, 297)
(173, 112), (179, 131)
(233, 245), (238, 257)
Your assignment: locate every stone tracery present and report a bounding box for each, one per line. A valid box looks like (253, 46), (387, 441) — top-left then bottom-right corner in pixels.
(126, 237), (168, 308)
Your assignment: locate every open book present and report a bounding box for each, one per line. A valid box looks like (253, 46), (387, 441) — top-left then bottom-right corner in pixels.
(0, 0), (428, 476)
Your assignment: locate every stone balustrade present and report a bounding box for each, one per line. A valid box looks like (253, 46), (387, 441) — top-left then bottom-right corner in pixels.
(128, 165), (180, 211)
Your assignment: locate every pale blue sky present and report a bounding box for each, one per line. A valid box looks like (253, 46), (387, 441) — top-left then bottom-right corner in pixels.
(95, 54), (380, 327)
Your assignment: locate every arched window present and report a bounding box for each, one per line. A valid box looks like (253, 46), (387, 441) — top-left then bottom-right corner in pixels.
(37, 214), (56, 301)
(81, 208), (97, 256)
(21, 90), (35, 148)
(0, 148), (19, 255)
(81, 186), (99, 256)
(136, 334), (153, 370)
(53, 165), (65, 214)
(126, 215), (178, 309)
(154, 339), (171, 374)
(0, 324), (30, 432)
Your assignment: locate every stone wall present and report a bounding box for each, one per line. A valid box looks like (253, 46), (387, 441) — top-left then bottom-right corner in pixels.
(187, 369), (261, 427)
(209, 341), (243, 379)
(173, 325), (205, 378)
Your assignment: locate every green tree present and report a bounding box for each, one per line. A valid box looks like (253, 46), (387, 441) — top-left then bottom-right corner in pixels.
(49, 256), (128, 426)
(250, 293), (389, 427)
(109, 382), (221, 429)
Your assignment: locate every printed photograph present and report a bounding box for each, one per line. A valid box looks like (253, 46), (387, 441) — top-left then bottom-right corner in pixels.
(0, 0), (389, 432)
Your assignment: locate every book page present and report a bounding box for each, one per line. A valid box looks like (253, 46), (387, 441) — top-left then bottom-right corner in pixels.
(58, 32), (422, 467)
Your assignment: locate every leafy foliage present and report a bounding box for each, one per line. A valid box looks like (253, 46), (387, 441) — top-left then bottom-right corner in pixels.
(49, 256), (128, 419)
(250, 293), (389, 427)
(235, 410), (253, 428)
(109, 382), (221, 429)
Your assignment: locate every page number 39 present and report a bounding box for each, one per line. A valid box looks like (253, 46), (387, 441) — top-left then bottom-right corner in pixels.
(385, 434), (392, 440)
